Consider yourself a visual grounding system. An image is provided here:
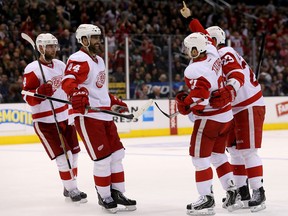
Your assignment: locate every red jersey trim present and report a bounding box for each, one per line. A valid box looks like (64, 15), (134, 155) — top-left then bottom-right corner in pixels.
(32, 104), (68, 119)
(194, 104), (232, 116)
(233, 90), (263, 107)
(68, 106), (111, 114)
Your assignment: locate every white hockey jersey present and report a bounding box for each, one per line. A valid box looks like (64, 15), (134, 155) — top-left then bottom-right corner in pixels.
(218, 46), (265, 115)
(23, 59), (68, 123)
(184, 44), (233, 123)
(62, 49), (112, 122)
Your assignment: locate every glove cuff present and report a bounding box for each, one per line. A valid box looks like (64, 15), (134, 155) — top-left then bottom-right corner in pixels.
(226, 78), (241, 92)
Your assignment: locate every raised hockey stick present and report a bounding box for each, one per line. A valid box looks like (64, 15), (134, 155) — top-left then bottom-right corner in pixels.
(155, 98), (204, 118)
(255, 32), (266, 80)
(22, 90), (153, 120)
(21, 32), (74, 176)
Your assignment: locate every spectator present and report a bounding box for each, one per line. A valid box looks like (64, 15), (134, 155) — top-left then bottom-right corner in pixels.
(141, 36), (155, 73)
(148, 85), (167, 99)
(0, 0), (288, 102)
(107, 29), (116, 53)
(113, 66), (125, 82)
(134, 83), (149, 99)
(0, 74), (9, 102)
(58, 29), (71, 61)
(3, 83), (24, 103)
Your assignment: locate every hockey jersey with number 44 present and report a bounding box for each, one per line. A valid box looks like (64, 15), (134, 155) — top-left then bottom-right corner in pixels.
(62, 48), (113, 122)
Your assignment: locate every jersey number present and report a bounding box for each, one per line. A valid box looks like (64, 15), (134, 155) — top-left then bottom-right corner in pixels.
(241, 61), (258, 87)
(67, 63), (81, 72)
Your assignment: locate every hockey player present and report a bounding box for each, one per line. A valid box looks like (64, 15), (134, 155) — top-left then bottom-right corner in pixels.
(180, 2), (266, 212)
(61, 24), (136, 213)
(176, 32), (242, 215)
(22, 33), (87, 203)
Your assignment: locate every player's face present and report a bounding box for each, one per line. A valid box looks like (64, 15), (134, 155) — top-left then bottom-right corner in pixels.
(44, 44), (57, 61)
(191, 48), (199, 58)
(88, 35), (102, 54)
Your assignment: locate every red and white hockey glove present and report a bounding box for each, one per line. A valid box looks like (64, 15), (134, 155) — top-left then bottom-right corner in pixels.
(175, 92), (191, 115)
(109, 93), (129, 113)
(209, 85), (236, 108)
(70, 87), (89, 114)
(36, 83), (53, 96)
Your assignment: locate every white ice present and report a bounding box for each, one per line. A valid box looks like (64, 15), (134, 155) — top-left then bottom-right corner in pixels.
(1, 130), (287, 216)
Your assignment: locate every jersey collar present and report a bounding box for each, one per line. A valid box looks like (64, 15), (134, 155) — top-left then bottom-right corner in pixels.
(80, 47), (99, 63)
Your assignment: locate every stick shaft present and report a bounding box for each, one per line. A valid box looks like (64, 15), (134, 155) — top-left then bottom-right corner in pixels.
(21, 33), (73, 172)
(21, 90), (135, 119)
(155, 98), (203, 118)
(255, 32), (266, 80)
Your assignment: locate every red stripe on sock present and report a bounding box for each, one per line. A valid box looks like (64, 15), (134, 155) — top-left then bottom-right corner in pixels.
(216, 162), (233, 178)
(94, 175), (111, 187)
(196, 167), (213, 182)
(246, 165), (263, 178)
(232, 164), (247, 176)
(111, 171), (125, 183)
(73, 168), (77, 177)
(59, 171), (72, 180)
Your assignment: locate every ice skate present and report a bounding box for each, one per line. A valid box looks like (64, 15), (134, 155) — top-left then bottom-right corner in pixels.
(222, 180), (243, 211)
(249, 187), (266, 212)
(97, 193), (118, 214)
(186, 195), (215, 215)
(222, 188), (243, 212)
(63, 188), (87, 203)
(238, 183), (251, 208)
(111, 189), (137, 211)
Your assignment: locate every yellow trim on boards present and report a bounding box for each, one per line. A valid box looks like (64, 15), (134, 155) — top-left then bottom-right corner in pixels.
(1, 123), (288, 145)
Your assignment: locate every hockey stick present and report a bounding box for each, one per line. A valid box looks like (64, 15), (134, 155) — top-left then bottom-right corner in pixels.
(22, 90), (153, 120)
(21, 32), (74, 176)
(255, 32), (266, 80)
(155, 98), (204, 118)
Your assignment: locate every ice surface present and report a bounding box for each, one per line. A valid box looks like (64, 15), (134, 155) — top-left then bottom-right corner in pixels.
(0, 130), (287, 215)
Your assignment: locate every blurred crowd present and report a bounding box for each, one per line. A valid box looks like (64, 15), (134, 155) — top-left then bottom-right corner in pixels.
(1, 0), (288, 103)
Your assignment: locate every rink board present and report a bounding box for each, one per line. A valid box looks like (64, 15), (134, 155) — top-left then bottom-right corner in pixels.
(0, 97), (288, 145)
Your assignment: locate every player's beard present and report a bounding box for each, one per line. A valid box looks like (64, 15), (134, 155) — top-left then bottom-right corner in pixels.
(89, 42), (103, 55)
(44, 52), (56, 62)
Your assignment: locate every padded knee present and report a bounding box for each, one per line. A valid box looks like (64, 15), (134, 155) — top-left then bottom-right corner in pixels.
(93, 155), (112, 177)
(210, 152), (229, 169)
(227, 146), (245, 165)
(111, 149), (125, 173)
(111, 149), (125, 164)
(240, 149), (262, 168)
(56, 151), (73, 171)
(72, 153), (78, 168)
(192, 157), (210, 171)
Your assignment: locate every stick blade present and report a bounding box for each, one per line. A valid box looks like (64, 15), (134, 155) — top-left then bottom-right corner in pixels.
(154, 102), (170, 118)
(132, 99), (153, 120)
(21, 32), (36, 48)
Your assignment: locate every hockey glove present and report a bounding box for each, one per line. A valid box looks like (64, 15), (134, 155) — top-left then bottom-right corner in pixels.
(37, 83), (53, 97)
(109, 93), (129, 113)
(180, 1), (191, 18)
(70, 87), (89, 114)
(175, 92), (191, 115)
(209, 85), (236, 108)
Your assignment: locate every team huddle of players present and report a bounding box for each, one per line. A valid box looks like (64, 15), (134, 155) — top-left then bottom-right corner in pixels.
(22, 1), (266, 215)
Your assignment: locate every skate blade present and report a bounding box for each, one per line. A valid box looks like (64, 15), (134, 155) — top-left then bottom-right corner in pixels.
(187, 208), (215, 216)
(65, 197), (87, 206)
(80, 198), (88, 204)
(250, 202), (266, 212)
(242, 200), (250, 209)
(101, 207), (117, 214)
(227, 200), (244, 212)
(117, 205), (136, 212)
